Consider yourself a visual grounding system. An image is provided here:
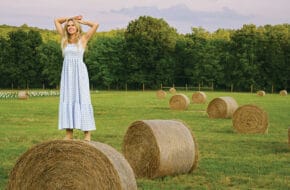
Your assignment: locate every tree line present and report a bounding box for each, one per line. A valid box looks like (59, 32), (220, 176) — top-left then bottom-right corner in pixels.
(0, 16), (289, 92)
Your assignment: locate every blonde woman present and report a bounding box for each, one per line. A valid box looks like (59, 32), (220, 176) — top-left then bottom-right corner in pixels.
(54, 15), (99, 141)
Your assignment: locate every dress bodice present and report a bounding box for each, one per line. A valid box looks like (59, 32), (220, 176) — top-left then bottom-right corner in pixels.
(63, 43), (84, 59)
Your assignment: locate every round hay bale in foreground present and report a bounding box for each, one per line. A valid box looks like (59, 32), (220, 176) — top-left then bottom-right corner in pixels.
(7, 140), (137, 190)
(192, 91), (207, 104)
(169, 87), (176, 94)
(18, 91), (29, 99)
(206, 96), (238, 118)
(232, 104), (268, 134)
(257, 90), (266, 96)
(123, 120), (198, 179)
(169, 93), (190, 110)
(279, 90), (287, 96)
(156, 90), (167, 99)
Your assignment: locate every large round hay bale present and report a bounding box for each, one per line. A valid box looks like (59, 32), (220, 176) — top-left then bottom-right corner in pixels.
(169, 94), (190, 110)
(279, 90), (287, 96)
(156, 90), (167, 99)
(123, 120), (198, 179)
(257, 90), (266, 96)
(192, 91), (207, 104)
(18, 91), (29, 99)
(7, 140), (137, 190)
(169, 87), (176, 94)
(206, 97), (238, 118)
(232, 104), (268, 134)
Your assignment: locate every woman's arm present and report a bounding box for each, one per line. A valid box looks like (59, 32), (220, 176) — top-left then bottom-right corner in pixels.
(78, 20), (99, 45)
(54, 15), (83, 37)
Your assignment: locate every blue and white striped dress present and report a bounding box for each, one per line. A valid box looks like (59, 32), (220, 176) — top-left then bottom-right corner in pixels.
(58, 41), (96, 131)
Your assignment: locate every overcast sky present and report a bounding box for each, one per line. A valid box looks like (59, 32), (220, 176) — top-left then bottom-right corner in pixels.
(1, 0), (290, 33)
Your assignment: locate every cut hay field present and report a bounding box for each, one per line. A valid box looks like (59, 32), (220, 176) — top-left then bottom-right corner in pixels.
(0, 91), (289, 190)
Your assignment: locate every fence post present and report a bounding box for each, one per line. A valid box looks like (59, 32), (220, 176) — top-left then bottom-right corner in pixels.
(250, 84), (253, 93)
(142, 83), (145, 92)
(125, 83), (128, 92)
(160, 83), (163, 90)
(198, 83), (201, 91)
(231, 84), (233, 92)
(186, 84), (188, 91)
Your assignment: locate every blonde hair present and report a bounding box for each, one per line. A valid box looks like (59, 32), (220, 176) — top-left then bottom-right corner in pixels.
(61, 18), (82, 50)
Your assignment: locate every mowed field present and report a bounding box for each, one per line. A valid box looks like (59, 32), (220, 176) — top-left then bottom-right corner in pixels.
(0, 90), (289, 190)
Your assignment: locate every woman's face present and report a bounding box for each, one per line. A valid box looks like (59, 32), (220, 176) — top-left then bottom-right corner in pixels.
(66, 20), (77, 35)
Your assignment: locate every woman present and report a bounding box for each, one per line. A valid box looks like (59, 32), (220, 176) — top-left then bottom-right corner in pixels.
(54, 15), (99, 141)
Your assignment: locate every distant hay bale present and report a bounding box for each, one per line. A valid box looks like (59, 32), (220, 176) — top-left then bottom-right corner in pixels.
(169, 94), (190, 110)
(279, 90), (287, 96)
(156, 90), (167, 99)
(123, 120), (198, 179)
(232, 104), (268, 134)
(206, 97), (238, 118)
(7, 140), (137, 190)
(169, 87), (176, 94)
(192, 91), (207, 104)
(257, 90), (266, 96)
(18, 91), (29, 99)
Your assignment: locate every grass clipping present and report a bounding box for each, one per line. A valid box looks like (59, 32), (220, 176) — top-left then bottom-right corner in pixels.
(207, 96), (238, 118)
(122, 120), (198, 179)
(156, 90), (167, 99)
(169, 93), (190, 110)
(192, 91), (207, 104)
(232, 104), (269, 134)
(7, 140), (137, 190)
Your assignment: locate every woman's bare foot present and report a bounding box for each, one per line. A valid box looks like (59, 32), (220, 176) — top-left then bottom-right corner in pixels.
(64, 129), (73, 140)
(84, 131), (91, 141)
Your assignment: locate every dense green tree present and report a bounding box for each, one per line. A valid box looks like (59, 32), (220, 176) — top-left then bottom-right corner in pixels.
(124, 16), (178, 88)
(37, 41), (62, 88)
(86, 32), (126, 90)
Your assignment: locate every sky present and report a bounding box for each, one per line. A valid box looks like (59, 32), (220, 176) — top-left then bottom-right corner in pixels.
(1, 0), (290, 34)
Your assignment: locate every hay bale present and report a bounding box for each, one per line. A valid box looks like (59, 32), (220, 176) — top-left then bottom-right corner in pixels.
(257, 90), (266, 96)
(169, 94), (190, 110)
(156, 90), (167, 99)
(206, 96), (238, 118)
(18, 91), (29, 99)
(169, 87), (176, 94)
(7, 140), (137, 190)
(123, 120), (198, 179)
(192, 91), (207, 104)
(232, 104), (268, 134)
(279, 90), (287, 96)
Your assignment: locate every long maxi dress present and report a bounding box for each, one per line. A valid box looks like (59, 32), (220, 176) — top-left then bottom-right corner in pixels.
(58, 41), (96, 131)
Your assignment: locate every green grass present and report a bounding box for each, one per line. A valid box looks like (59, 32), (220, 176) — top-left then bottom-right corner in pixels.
(0, 91), (289, 190)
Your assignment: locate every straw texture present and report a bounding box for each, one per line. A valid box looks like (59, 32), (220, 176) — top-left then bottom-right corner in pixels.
(232, 104), (268, 134)
(169, 88), (176, 94)
(156, 90), (167, 99)
(206, 97), (238, 118)
(123, 120), (198, 179)
(257, 90), (266, 96)
(169, 94), (190, 110)
(279, 90), (287, 96)
(18, 91), (28, 99)
(191, 91), (207, 104)
(7, 140), (137, 190)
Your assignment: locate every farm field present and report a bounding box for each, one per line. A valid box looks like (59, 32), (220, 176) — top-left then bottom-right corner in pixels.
(0, 90), (289, 190)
